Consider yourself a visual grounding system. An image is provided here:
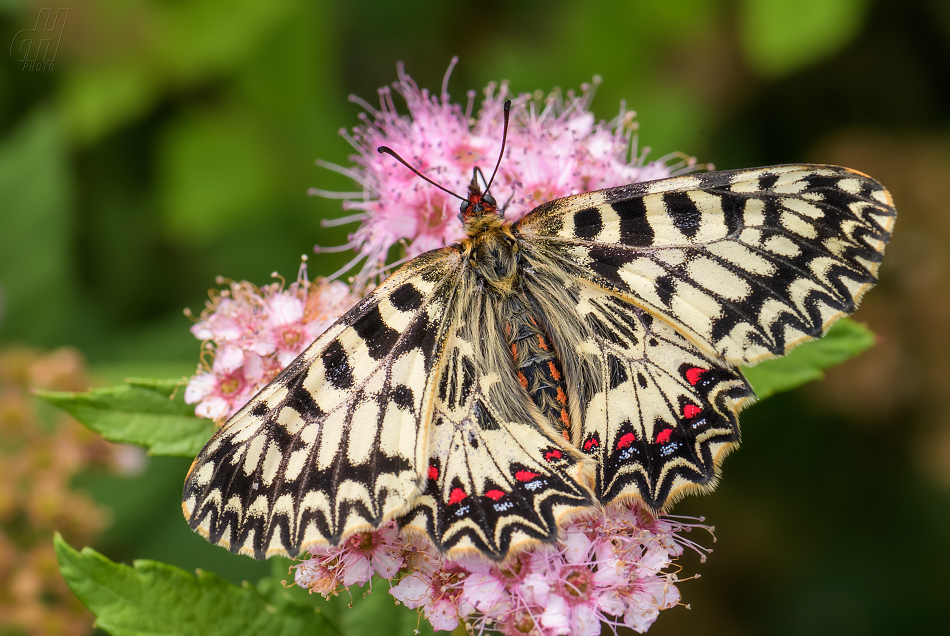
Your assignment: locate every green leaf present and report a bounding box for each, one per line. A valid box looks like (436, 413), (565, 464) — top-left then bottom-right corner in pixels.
(54, 533), (335, 636)
(744, 318), (876, 400)
(739, 0), (869, 77)
(35, 378), (214, 457)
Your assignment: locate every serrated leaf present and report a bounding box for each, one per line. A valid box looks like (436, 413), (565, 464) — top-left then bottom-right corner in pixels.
(744, 318), (876, 400)
(125, 377), (191, 395)
(35, 378), (213, 457)
(54, 534), (335, 636)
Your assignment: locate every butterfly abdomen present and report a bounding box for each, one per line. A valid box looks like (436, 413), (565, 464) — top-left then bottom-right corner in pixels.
(504, 296), (573, 441)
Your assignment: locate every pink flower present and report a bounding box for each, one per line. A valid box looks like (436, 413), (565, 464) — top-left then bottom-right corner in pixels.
(292, 521), (406, 597)
(336, 523), (405, 586)
(254, 294), (310, 366)
(313, 58), (699, 284)
(623, 576), (681, 634)
(424, 598), (461, 632)
(459, 569), (508, 617)
(184, 346), (261, 420)
(540, 595), (572, 635)
(294, 502), (705, 636)
(389, 570), (433, 610)
(293, 559), (340, 598)
(185, 261), (358, 421)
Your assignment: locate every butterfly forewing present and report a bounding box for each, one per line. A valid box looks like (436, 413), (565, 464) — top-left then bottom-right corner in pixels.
(183, 248), (463, 558)
(517, 165), (896, 366)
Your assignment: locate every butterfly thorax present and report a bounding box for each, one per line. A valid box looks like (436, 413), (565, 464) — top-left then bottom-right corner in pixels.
(461, 211), (521, 296)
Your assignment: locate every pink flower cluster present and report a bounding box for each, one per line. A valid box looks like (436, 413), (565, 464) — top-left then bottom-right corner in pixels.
(184, 261), (358, 421)
(293, 521), (406, 597)
(293, 505), (711, 635)
(314, 57), (700, 284)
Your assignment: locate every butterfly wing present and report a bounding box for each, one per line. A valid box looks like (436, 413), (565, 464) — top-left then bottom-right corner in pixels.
(517, 164), (896, 365)
(519, 262), (752, 510)
(182, 248), (463, 559)
(399, 270), (594, 559)
(516, 165), (895, 510)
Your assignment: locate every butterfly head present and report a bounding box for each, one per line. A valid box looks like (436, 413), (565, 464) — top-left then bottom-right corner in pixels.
(459, 166), (499, 223)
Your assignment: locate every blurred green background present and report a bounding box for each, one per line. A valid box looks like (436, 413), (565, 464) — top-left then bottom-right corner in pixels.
(1, 0), (948, 634)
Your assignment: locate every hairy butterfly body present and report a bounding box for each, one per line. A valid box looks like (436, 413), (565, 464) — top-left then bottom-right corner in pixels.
(183, 162), (895, 560)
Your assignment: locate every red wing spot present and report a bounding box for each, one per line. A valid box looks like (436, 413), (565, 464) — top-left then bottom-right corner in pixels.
(555, 387), (567, 405)
(617, 432), (636, 449)
(655, 428), (673, 444)
(427, 466), (439, 480)
(544, 449), (562, 461)
(448, 488), (467, 505)
(583, 437), (599, 452)
(548, 361), (562, 381)
(537, 335), (549, 351)
(515, 470), (539, 482)
(683, 404), (702, 419)
(485, 489), (505, 501)
(685, 367), (707, 386)
(510, 343), (518, 358)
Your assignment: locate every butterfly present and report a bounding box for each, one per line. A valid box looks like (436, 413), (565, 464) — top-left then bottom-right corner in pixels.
(183, 115), (895, 561)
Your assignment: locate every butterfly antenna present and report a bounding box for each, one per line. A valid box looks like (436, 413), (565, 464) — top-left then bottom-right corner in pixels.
(377, 146), (466, 203)
(484, 99), (511, 194)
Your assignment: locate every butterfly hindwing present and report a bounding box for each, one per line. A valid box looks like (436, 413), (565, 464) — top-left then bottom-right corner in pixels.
(399, 272), (594, 559)
(182, 248), (463, 558)
(517, 164), (896, 366)
(519, 254), (752, 510)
